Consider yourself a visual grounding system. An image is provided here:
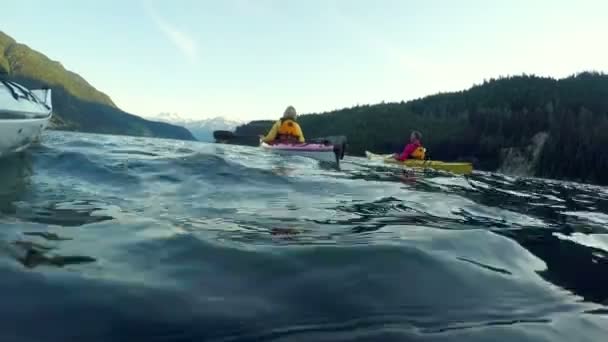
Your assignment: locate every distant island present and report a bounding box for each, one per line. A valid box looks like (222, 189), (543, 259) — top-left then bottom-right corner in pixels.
(235, 72), (608, 185)
(0, 31), (195, 141)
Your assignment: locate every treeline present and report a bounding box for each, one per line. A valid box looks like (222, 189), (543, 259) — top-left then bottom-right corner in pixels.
(236, 72), (608, 185)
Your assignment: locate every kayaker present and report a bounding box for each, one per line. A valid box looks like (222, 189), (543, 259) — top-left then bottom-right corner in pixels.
(394, 130), (426, 161)
(260, 106), (305, 144)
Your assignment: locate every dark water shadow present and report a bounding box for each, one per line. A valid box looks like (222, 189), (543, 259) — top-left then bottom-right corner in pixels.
(0, 152), (33, 214)
(15, 200), (114, 227)
(11, 239), (96, 269)
(496, 228), (608, 306)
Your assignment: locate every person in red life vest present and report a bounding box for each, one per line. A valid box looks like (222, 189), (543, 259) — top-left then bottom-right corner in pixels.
(393, 131), (426, 161)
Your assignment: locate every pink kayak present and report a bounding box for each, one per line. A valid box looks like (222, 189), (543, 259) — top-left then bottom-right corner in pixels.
(260, 141), (339, 164)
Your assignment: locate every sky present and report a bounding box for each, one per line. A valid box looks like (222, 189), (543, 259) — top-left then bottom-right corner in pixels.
(2, 0), (607, 121)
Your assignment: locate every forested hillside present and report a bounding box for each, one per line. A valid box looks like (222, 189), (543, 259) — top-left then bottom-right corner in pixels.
(236, 72), (608, 185)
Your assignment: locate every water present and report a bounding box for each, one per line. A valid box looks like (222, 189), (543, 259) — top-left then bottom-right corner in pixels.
(1, 131), (607, 342)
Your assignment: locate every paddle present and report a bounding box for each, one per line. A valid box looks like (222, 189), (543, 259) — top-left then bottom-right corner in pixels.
(213, 130), (260, 145)
(317, 135), (348, 160)
(212, 130), (236, 140)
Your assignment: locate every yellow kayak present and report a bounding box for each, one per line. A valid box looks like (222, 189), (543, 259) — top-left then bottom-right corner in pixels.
(365, 151), (473, 175)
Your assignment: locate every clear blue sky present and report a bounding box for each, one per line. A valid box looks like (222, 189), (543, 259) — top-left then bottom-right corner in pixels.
(2, 0), (607, 121)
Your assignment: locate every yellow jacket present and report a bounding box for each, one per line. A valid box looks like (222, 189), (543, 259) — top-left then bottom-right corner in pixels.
(262, 119), (305, 143)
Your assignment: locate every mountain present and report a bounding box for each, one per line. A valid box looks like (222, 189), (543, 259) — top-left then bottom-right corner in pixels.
(235, 72), (608, 185)
(0, 31), (195, 141)
(184, 117), (242, 142)
(151, 113), (241, 142)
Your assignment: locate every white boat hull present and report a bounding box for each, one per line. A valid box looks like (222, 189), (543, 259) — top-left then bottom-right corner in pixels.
(0, 80), (53, 156)
(0, 117), (51, 156)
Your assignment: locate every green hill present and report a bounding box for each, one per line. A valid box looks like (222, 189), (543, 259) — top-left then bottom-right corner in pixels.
(236, 72), (608, 185)
(0, 31), (195, 140)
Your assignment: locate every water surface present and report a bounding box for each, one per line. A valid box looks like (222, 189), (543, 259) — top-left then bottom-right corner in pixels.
(1, 131), (607, 341)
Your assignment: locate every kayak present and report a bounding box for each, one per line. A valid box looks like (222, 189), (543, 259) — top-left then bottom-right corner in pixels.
(366, 151), (473, 175)
(365, 151), (473, 175)
(215, 130), (348, 161)
(261, 141), (339, 165)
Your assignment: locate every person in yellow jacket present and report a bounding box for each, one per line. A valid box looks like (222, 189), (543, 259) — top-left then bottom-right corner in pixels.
(261, 106), (305, 144)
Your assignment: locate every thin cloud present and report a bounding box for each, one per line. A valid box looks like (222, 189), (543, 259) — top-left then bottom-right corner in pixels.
(143, 1), (199, 63)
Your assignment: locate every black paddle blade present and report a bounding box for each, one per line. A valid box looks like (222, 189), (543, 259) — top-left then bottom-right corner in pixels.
(213, 130), (236, 141)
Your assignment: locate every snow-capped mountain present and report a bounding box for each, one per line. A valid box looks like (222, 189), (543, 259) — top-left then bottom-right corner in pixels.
(150, 113), (243, 142)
